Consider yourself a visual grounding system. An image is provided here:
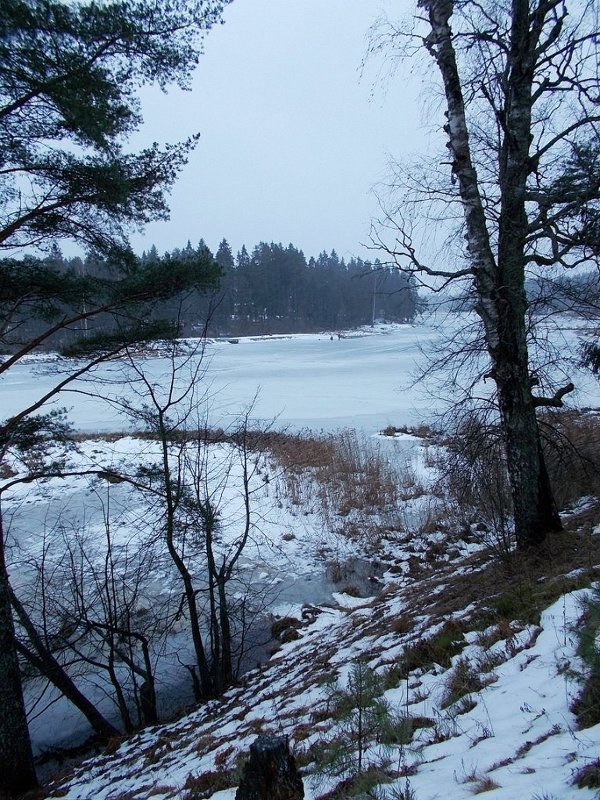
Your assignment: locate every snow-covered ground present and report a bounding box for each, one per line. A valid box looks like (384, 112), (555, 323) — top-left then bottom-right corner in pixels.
(4, 428), (420, 758)
(2, 439), (338, 749)
(3, 317), (600, 798)
(42, 520), (600, 800)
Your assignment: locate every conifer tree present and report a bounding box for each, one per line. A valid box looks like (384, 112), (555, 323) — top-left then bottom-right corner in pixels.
(0, 1), (228, 793)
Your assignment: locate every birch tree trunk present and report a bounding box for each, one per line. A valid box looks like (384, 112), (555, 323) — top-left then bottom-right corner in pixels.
(420, 0), (562, 548)
(493, 0), (562, 543)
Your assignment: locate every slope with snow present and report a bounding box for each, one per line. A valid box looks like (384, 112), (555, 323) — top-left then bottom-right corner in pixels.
(43, 500), (600, 800)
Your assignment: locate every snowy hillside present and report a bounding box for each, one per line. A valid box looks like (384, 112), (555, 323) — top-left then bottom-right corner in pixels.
(42, 495), (600, 800)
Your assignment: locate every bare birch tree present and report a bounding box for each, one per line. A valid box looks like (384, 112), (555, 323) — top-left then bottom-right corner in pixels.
(374, 0), (600, 548)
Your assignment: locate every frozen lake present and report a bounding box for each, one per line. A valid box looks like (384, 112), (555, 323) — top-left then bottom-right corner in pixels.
(2, 324), (442, 435)
(2, 318), (600, 435)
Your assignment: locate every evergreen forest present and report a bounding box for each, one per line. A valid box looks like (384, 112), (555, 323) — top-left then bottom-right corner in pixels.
(3, 240), (419, 353)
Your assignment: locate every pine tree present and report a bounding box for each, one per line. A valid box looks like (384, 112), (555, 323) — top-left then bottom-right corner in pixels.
(0, 1), (228, 793)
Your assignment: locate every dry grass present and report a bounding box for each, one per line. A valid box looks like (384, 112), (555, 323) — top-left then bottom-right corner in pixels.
(471, 776), (501, 794)
(417, 515), (600, 627)
(477, 650), (506, 674)
(474, 619), (517, 649)
(402, 620), (466, 673)
(315, 765), (395, 800)
(389, 615), (412, 635)
(442, 658), (486, 708)
(213, 745), (235, 767)
(572, 757), (600, 789)
(266, 429), (405, 543)
(540, 410), (600, 509)
(514, 726), (562, 759)
(182, 768), (238, 800)
(142, 737), (174, 767)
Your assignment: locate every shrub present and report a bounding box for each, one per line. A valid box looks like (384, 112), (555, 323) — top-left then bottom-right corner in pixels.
(316, 661), (410, 783)
(493, 586), (538, 624)
(399, 621), (466, 676)
(572, 666), (600, 729)
(436, 409), (600, 557)
(378, 713), (414, 747)
(471, 776), (500, 794)
(572, 758), (600, 789)
(271, 616), (302, 640)
(442, 658), (484, 708)
(382, 425), (401, 437)
(436, 413), (514, 557)
(323, 661), (389, 776)
(571, 588), (600, 728)
(540, 410), (600, 509)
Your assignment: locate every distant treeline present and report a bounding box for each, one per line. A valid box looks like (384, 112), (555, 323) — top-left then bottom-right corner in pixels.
(145, 238), (419, 336)
(3, 240), (419, 352)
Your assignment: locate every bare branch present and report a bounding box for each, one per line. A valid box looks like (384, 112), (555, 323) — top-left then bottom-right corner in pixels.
(533, 381), (575, 407)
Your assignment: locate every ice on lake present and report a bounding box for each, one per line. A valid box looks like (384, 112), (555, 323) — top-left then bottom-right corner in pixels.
(4, 318), (598, 436)
(1, 324), (444, 435)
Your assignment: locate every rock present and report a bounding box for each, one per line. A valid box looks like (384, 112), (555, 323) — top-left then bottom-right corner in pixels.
(271, 616), (301, 641)
(301, 605), (323, 623)
(235, 735), (304, 800)
(280, 628), (301, 644)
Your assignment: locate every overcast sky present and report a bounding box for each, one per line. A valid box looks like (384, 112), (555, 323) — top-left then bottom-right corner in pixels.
(129, 0), (442, 262)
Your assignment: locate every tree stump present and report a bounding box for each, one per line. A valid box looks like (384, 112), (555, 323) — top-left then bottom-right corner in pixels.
(235, 735), (304, 800)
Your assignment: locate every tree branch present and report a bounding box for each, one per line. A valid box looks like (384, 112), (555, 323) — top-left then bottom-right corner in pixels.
(533, 381), (575, 408)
